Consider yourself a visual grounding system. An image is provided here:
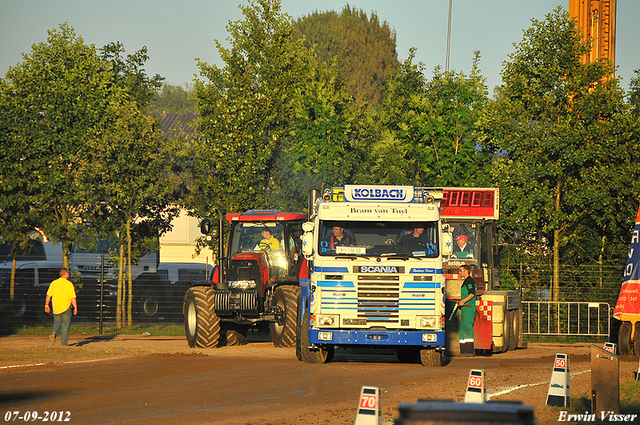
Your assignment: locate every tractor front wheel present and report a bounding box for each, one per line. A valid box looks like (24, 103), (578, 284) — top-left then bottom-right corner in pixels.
(184, 286), (220, 348)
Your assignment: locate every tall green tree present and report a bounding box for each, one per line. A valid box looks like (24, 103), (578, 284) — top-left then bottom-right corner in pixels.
(354, 49), (491, 187)
(0, 24), (119, 269)
(81, 42), (175, 327)
(476, 7), (638, 301)
(191, 0), (355, 217)
(292, 5), (399, 106)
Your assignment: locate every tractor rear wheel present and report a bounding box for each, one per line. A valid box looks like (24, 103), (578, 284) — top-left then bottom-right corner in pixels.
(270, 285), (300, 347)
(184, 286), (220, 348)
(221, 322), (247, 346)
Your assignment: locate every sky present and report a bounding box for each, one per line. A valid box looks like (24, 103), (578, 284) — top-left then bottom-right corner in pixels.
(1, 0), (639, 95)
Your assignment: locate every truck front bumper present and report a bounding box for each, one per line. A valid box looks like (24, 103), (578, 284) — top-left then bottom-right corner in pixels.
(309, 329), (445, 347)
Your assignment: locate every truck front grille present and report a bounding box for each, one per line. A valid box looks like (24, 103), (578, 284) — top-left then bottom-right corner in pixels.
(357, 275), (399, 324)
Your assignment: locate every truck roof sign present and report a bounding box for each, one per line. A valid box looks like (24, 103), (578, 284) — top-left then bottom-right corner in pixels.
(343, 185), (414, 203)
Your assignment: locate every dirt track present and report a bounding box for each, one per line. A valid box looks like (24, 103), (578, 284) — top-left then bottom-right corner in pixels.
(0, 334), (638, 424)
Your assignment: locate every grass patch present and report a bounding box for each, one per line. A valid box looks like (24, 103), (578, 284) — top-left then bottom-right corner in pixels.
(5, 323), (186, 337)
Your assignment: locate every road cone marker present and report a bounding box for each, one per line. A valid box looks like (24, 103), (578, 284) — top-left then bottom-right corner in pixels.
(354, 386), (382, 425)
(464, 369), (486, 403)
(604, 342), (617, 354)
(546, 353), (570, 407)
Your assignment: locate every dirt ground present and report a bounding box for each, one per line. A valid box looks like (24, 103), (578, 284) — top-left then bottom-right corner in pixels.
(0, 333), (638, 425)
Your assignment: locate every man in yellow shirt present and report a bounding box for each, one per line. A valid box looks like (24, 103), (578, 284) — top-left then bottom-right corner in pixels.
(257, 228), (280, 253)
(45, 268), (77, 346)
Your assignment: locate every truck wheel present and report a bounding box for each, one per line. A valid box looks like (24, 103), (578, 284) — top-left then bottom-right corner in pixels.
(499, 310), (511, 353)
(299, 304), (332, 364)
(507, 310), (518, 351)
(142, 294), (159, 317)
(420, 348), (445, 367)
(619, 321), (633, 355)
(184, 286), (220, 348)
(270, 285), (300, 348)
(10, 296), (27, 318)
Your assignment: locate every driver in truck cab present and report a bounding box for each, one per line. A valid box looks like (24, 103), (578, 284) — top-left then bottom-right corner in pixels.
(325, 226), (355, 249)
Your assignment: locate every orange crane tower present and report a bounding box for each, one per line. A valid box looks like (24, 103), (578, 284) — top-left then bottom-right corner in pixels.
(569, 0), (616, 67)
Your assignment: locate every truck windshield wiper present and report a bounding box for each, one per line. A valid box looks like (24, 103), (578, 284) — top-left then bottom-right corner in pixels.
(384, 255), (420, 261)
(335, 255), (369, 260)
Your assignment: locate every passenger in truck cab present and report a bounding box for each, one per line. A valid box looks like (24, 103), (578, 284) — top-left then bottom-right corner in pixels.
(256, 228), (280, 253)
(398, 225), (428, 252)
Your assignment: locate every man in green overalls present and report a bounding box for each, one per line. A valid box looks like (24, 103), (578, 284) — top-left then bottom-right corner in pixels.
(458, 265), (477, 357)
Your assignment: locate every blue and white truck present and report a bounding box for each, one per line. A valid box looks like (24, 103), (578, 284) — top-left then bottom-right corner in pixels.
(298, 185), (453, 366)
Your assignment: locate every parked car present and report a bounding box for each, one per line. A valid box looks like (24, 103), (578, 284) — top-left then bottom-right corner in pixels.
(0, 260), (63, 320)
(133, 263), (213, 320)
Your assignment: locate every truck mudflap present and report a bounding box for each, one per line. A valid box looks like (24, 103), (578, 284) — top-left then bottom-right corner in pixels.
(309, 329), (445, 346)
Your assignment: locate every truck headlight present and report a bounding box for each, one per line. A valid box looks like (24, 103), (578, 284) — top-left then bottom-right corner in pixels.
(229, 280), (257, 290)
(418, 316), (437, 328)
(318, 315), (338, 326)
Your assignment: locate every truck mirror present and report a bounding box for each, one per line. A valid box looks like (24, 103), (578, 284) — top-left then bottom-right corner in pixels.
(302, 232), (314, 257)
(441, 232), (453, 256)
(200, 219), (211, 235)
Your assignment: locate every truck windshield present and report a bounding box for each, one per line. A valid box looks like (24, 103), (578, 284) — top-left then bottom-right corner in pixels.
(318, 220), (439, 258)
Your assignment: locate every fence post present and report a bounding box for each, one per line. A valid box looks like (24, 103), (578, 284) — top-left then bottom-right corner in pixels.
(99, 253), (104, 335)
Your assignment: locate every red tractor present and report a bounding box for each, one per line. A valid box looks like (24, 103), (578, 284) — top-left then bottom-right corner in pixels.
(184, 209), (306, 348)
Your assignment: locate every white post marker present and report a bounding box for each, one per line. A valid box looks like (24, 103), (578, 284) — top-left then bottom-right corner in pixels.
(464, 369), (486, 403)
(604, 342), (617, 354)
(636, 354), (640, 381)
(546, 353), (570, 407)
(354, 386), (383, 425)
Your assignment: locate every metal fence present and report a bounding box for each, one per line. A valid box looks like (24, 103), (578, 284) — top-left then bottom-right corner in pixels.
(522, 301), (611, 338)
(0, 278), (189, 335)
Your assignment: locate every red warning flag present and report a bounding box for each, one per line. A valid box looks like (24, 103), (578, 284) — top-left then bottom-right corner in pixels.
(613, 206), (640, 322)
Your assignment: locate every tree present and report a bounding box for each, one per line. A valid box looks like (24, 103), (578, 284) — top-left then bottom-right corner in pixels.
(354, 49), (491, 187)
(190, 0), (355, 217)
(148, 83), (197, 114)
(292, 5), (399, 106)
(269, 61), (359, 211)
(81, 42), (176, 327)
(0, 24), (119, 270)
(476, 7), (638, 301)
(629, 70), (640, 116)
(81, 99), (177, 327)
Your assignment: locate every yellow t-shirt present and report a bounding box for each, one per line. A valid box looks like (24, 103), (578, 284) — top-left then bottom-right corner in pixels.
(258, 237), (280, 252)
(46, 277), (77, 315)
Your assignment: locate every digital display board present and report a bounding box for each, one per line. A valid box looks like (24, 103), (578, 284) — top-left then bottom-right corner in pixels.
(440, 188), (499, 219)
